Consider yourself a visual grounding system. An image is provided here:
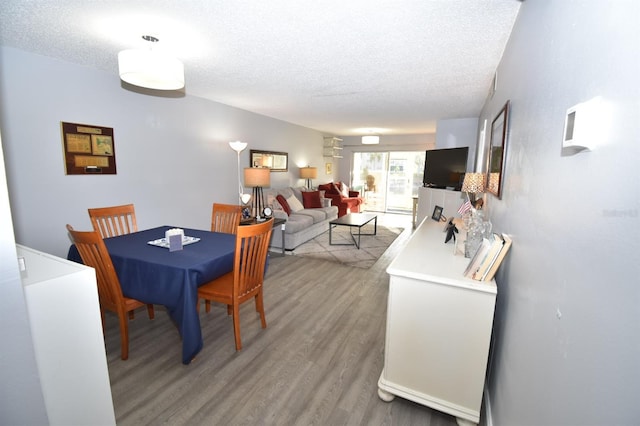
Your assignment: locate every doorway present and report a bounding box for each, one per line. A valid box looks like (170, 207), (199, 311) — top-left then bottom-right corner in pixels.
(352, 151), (424, 214)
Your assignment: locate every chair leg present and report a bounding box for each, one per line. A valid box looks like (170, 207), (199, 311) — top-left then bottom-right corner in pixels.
(205, 300), (211, 313)
(227, 305), (232, 315)
(255, 290), (267, 329)
(232, 303), (242, 351)
(128, 311), (135, 320)
(146, 304), (155, 319)
(118, 311), (130, 360)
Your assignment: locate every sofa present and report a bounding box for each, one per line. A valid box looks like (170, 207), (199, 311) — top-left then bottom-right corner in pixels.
(317, 182), (364, 217)
(263, 186), (338, 251)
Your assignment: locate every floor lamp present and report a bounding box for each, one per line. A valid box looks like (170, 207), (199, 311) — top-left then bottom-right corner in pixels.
(299, 166), (317, 189)
(229, 141), (251, 206)
(244, 167), (270, 219)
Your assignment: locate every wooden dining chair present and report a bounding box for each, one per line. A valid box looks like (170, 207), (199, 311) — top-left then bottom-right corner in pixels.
(66, 224), (154, 360)
(88, 203), (138, 238)
(211, 203), (243, 234)
(198, 218), (273, 350)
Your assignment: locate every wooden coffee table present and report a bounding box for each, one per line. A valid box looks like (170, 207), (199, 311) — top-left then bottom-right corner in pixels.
(329, 213), (377, 249)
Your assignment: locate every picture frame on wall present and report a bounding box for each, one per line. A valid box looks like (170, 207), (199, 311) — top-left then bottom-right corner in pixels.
(325, 162), (332, 175)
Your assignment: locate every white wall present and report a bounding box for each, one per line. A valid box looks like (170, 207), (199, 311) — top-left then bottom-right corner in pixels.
(0, 47), (326, 258)
(481, 1), (640, 424)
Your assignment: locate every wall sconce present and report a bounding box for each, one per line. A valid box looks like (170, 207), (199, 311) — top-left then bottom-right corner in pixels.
(299, 166), (318, 189)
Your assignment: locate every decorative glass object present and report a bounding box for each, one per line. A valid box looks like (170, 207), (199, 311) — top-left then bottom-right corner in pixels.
(463, 210), (492, 258)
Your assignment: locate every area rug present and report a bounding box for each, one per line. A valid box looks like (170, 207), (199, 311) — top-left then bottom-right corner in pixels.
(292, 224), (403, 269)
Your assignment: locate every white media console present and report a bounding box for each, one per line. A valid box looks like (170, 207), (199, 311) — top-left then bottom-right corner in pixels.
(416, 187), (466, 227)
(377, 218), (497, 425)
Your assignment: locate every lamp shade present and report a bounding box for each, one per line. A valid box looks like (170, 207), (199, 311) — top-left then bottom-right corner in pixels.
(461, 172), (485, 193)
(244, 167), (270, 187)
(229, 140), (247, 153)
(362, 135), (380, 145)
(299, 166), (318, 179)
(118, 49), (184, 90)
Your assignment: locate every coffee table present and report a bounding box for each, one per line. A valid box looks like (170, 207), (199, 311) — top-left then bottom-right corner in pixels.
(329, 213), (377, 249)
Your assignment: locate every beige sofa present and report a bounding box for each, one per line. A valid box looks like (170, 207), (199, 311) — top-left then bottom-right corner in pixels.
(264, 186), (338, 251)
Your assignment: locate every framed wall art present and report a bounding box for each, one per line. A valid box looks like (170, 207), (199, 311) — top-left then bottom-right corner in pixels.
(61, 121), (117, 175)
(249, 149), (288, 172)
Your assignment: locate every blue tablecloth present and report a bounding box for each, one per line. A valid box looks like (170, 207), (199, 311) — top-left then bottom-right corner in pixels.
(68, 226), (235, 364)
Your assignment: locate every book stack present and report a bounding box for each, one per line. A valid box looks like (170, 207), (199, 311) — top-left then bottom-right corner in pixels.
(463, 233), (512, 281)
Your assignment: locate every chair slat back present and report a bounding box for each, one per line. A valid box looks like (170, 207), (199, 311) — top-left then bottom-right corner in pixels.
(233, 219), (273, 298)
(88, 204), (137, 238)
(211, 203), (243, 234)
(66, 224), (125, 309)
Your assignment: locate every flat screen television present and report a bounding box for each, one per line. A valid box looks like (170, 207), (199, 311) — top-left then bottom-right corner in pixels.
(422, 147), (469, 190)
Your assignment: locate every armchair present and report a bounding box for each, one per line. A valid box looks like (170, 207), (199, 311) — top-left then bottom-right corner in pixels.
(318, 182), (364, 217)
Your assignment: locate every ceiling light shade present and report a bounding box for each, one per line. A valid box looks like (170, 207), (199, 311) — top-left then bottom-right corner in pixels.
(362, 135), (380, 145)
(299, 166), (317, 179)
(461, 172), (485, 193)
(244, 167), (270, 187)
(118, 37), (184, 90)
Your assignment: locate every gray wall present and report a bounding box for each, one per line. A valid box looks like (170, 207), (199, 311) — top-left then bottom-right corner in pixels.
(480, 1), (640, 424)
(0, 47), (327, 259)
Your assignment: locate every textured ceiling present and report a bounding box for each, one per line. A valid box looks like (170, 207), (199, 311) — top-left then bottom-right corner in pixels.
(0, 0), (520, 136)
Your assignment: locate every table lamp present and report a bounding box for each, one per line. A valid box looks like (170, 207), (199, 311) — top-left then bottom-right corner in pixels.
(461, 172), (485, 210)
(244, 167), (270, 219)
(299, 166), (318, 189)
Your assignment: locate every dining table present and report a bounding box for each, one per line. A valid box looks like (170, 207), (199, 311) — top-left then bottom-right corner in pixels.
(67, 225), (236, 364)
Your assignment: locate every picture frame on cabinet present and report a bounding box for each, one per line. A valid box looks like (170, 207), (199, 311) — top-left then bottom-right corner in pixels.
(431, 205), (444, 221)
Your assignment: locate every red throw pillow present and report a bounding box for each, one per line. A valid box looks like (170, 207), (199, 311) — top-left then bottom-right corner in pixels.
(302, 191), (322, 208)
(318, 183), (335, 194)
(276, 194), (291, 215)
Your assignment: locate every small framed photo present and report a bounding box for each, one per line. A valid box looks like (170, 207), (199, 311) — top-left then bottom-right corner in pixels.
(325, 162), (332, 175)
(431, 205), (443, 221)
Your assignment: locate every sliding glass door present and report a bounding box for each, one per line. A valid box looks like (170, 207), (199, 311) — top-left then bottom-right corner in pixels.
(352, 151), (424, 213)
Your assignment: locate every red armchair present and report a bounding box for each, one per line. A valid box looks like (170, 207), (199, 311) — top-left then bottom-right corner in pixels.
(318, 182), (364, 217)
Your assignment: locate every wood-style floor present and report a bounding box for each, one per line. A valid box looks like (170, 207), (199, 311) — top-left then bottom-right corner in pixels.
(103, 214), (458, 425)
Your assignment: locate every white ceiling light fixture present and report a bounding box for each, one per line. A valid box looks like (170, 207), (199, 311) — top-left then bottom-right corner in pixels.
(362, 135), (380, 145)
(118, 35), (185, 90)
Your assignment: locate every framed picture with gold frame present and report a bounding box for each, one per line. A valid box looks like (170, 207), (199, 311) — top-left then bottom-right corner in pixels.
(61, 121), (117, 175)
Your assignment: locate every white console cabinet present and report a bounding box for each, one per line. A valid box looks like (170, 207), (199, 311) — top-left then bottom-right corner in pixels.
(18, 244), (116, 425)
(416, 187), (464, 226)
(378, 220), (497, 425)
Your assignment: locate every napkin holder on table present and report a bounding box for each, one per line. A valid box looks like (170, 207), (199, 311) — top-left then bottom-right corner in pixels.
(166, 228), (184, 252)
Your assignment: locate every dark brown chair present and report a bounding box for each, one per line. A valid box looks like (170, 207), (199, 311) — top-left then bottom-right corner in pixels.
(198, 218), (273, 350)
(211, 203), (243, 234)
(88, 203), (137, 238)
(66, 224), (154, 360)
